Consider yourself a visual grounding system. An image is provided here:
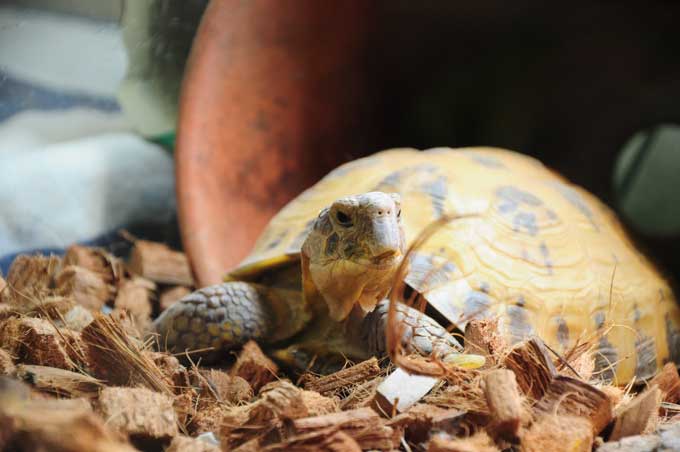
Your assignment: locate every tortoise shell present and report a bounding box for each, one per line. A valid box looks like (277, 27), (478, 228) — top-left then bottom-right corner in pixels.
(230, 147), (680, 383)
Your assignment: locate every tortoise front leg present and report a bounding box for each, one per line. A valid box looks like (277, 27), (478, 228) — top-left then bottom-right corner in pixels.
(153, 282), (307, 361)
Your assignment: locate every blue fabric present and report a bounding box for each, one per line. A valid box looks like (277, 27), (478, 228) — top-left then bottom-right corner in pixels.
(0, 72), (120, 122)
(0, 81), (177, 275)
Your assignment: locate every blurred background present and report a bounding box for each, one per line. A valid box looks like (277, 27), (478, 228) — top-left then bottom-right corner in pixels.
(1, 1), (679, 285)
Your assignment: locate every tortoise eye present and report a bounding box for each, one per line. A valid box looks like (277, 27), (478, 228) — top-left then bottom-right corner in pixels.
(335, 211), (352, 226)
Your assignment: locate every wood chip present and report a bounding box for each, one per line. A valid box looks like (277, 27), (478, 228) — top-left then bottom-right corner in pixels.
(482, 369), (523, 439)
(166, 435), (221, 452)
(113, 276), (155, 331)
(97, 386), (178, 441)
(534, 375), (613, 434)
(15, 364), (102, 398)
(160, 286), (192, 312)
(293, 407), (399, 450)
(503, 337), (557, 400)
(609, 386), (661, 441)
(464, 319), (505, 369)
(129, 240), (194, 286)
(373, 367), (439, 415)
(650, 362), (680, 404)
(304, 357), (381, 396)
(0, 348), (15, 376)
(82, 314), (173, 394)
(232, 341), (279, 392)
(521, 415), (593, 452)
(2, 254), (62, 303)
(56, 265), (113, 311)
(428, 431), (498, 452)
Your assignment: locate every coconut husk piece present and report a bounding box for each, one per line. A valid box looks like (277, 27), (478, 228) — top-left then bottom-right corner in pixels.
(534, 375), (613, 435)
(166, 435), (221, 452)
(650, 362), (680, 404)
(15, 364), (102, 398)
(0, 316), (86, 370)
(221, 380), (309, 449)
(256, 429), (362, 452)
(231, 340), (279, 392)
(0, 275), (7, 300)
(63, 245), (124, 288)
(56, 265), (114, 311)
(482, 369), (524, 440)
(81, 313), (173, 395)
(0, 348), (15, 376)
(387, 404), (465, 444)
(113, 276), (155, 333)
(25, 295), (76, 319)
(128, 240), (194, 286)
(464, 319), (506, 369)
(521, 415), (593, 452)
(292, 407), (399, 450)
(303, 357), (380, 396)
(300, 390), (340, 417)
(2, 254), (62, 304)
(609, 385), (661, 441)
(427, 431), (498, 452)
(0, 390), (136, 452)
(503, 337), (557, 401)
(339, 375), (383, 410)
(96, 386), (179, 444)
(198, 368), (253, 405)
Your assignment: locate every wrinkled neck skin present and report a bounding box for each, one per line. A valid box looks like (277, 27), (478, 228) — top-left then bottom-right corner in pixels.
(305, 249), (403, 320)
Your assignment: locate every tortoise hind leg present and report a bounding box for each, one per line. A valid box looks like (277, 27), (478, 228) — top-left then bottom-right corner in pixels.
(153, 282), (307, 362)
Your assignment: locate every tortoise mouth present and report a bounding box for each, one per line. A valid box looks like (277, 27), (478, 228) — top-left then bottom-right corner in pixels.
(370, 250), (402, 267)
(373, 250), (397, 263)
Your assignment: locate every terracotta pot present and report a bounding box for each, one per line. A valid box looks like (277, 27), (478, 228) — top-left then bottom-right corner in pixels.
(176, 0), (374, 286)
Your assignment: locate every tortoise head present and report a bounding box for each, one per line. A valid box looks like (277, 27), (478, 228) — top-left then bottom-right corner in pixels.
(301, 192), (406, 321)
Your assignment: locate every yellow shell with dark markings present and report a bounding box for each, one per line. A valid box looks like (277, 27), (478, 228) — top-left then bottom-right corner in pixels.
(231, 147), (680, 383)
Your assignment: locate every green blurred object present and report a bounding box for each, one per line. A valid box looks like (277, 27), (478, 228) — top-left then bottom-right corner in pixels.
(117, 0), (206, 144)
(614, 124), (680, 237)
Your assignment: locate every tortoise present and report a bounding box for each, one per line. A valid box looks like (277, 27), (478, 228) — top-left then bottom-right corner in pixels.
(155, 147), (680, 383)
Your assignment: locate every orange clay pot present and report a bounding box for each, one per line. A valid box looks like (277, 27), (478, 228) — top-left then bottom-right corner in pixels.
(176, 0), (375, 286)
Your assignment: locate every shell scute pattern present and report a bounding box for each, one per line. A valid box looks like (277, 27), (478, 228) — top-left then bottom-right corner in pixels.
(230, 147), (680, 382)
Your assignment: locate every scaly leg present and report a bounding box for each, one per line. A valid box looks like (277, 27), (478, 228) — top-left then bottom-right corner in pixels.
(153, 282), (308, 361)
